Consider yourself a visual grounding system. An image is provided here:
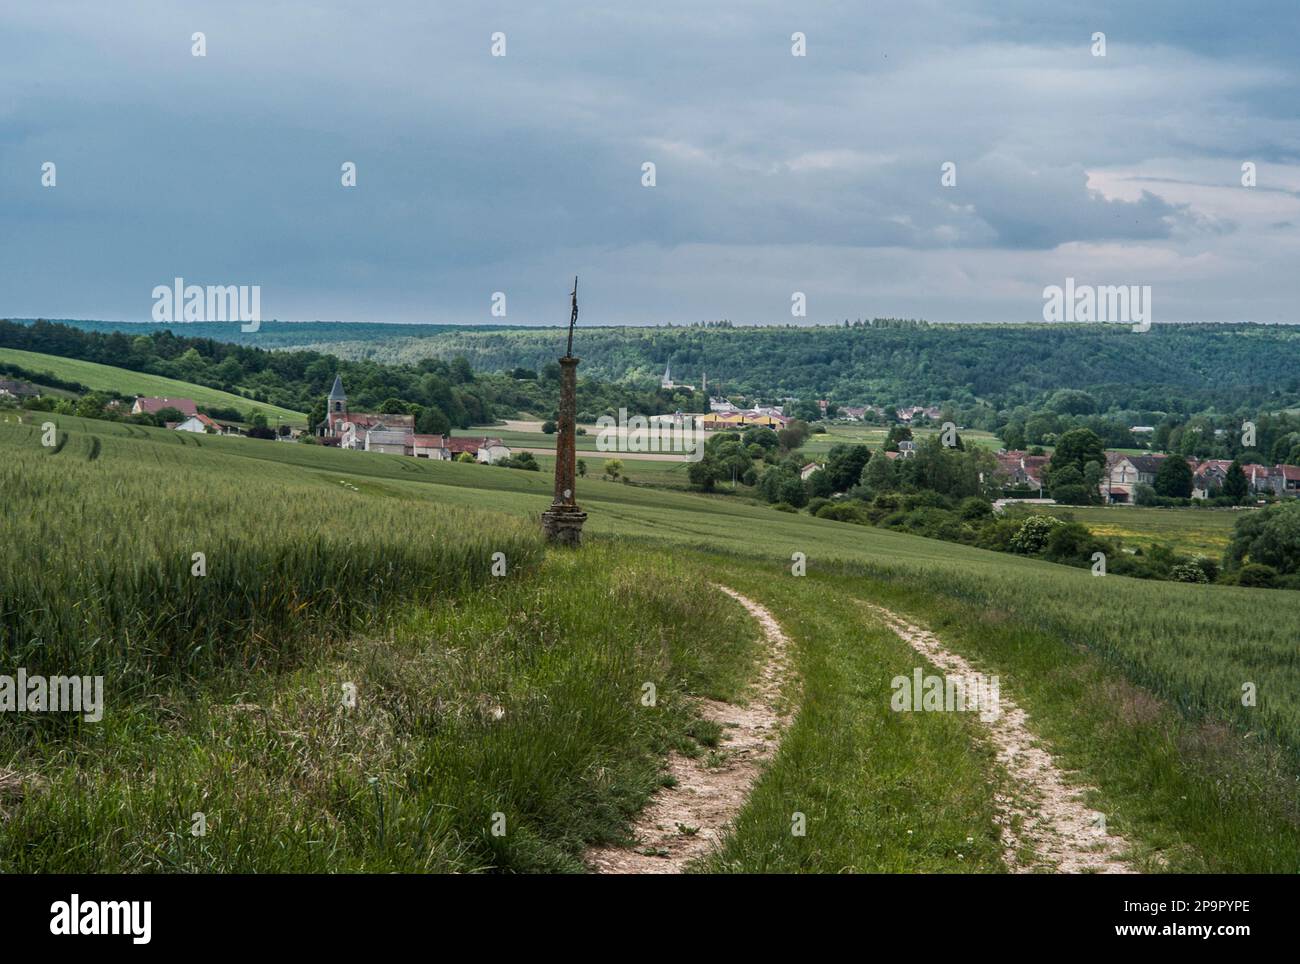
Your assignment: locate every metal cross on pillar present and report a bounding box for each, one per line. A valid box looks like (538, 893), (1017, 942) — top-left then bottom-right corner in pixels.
(541, 276), (588, 546)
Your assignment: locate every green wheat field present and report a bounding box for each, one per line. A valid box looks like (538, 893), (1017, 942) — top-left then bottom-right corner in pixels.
(2, 412), (1298, 872)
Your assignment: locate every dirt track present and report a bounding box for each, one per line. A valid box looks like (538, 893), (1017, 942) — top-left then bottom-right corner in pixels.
(586, 586), (791, 873)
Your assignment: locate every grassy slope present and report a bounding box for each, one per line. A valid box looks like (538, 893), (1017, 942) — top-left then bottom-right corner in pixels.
(4, 413), (1299, 871)
(0, 346), (307, 426)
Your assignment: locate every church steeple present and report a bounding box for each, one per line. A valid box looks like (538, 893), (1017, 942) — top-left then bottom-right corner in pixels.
(328, 374), (346, 414)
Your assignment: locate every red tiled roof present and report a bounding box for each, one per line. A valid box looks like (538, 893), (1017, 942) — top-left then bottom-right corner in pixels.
(445, 437), (504, 454)
(135, 396), (198, 416)
(341, 412), (414, 430)
(445, 437), (483, 454)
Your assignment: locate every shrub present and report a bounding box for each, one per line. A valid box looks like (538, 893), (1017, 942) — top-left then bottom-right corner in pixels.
(1236, 563), (1278, 588)
(1051, 483), (1092, 506)
(778, 476), (809, 508)
(976, 517), (1025, 552)
(1009, 515), (1065, 554)
(1225, 501), (1300, 575)
(815, 502), (871, 525)
(1170, 563), (1209, 583)
(1042, 521), (1109, 567)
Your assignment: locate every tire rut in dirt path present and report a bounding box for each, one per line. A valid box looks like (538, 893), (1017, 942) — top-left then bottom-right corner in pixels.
(865, 603), (1134, 875)
(586, 586), (793, 874)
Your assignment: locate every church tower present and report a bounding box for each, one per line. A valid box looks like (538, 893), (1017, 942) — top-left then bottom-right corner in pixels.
(661, 361), (673, 390)
(327, 374), (347, 433)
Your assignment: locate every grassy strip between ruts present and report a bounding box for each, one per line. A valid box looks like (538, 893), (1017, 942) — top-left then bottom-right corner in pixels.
(0, 545), (761, 872)
(698, 560), (1006, 873)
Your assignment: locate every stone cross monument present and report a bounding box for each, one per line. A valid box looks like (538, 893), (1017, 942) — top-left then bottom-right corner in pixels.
(541, 277), (588, 545)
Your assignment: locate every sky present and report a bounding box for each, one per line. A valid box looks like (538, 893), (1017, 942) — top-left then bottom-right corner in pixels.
(2, 1), (1298, 326)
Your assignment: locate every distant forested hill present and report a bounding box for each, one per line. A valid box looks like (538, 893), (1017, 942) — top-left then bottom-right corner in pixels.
(12, 318), (1300, 416)
(5, 320), (520, 350)
(282, 321), (1300, 413)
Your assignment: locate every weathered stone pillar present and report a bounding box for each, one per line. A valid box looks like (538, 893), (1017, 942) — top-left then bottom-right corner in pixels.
(541, 355), (587, 545)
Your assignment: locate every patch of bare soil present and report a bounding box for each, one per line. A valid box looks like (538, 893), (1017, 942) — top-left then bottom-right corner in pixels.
(586, 586), (792, 874)
(0, 768), (46, 817)
(866, 604), (1133, 874)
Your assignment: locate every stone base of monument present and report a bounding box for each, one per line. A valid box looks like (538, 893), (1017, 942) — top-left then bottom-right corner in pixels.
(541, 506), (588, 546)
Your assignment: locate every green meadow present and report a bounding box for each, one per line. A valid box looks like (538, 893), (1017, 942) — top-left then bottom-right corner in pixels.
(1021, 503), (1239, 557)
(2, 412), (1298, 872)
(801, 423), (1003, 457)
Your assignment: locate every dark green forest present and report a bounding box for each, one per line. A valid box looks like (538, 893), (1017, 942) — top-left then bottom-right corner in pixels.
(319, 321), (1300, 413)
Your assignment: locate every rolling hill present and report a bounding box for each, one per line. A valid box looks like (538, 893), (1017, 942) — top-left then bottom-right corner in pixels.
(0, 347), (307, 426)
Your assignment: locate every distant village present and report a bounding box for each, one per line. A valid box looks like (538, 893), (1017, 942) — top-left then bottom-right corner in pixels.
(315, 375), (511, 463)
(7, 368), (1300, 501)
(994, 450), (1300, 502)
(0, 373), (516, 465)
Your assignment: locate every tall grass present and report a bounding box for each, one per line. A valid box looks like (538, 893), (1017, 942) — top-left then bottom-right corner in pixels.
(0, 418), (542, 696)
(0, 546), (760, 872)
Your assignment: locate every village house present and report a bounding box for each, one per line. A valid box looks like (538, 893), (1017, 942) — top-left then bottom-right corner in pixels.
(174, 413), (221, 434)
(1269, 464), (1300, 496)
(0, 378), (41, 400)
(411, 434), (451, 459)
(1246, 463), (1272, 496)
(800, 461), (820, 480)
(363, 428), (410, 456)
(1190, 459), (1233, 500)
(896, 405), (942, 423)
(132, 396), (198, 418)
(1101, 453), (1169, 503)
(409, 433), (510, 463)
(995, 450), (1050, 492)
